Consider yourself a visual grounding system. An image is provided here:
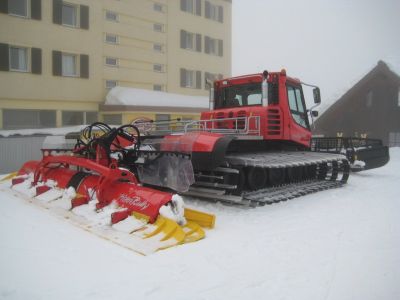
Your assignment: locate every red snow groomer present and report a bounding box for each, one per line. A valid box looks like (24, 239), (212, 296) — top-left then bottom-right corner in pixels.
(7, 123), (215, 255)
(132, 70), (389, 205)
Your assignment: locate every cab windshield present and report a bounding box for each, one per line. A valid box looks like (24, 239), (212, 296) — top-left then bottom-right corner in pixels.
(215, 83), (262, 109)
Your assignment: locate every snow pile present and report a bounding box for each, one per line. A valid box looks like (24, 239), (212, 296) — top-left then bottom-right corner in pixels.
(351, 159), (366, 169)
(105, 86), (209, 109)
(0, 148), (400, 300)
(159, 194), (186, 225)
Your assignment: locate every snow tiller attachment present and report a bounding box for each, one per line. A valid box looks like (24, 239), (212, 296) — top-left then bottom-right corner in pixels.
(3, 123), (215, 255)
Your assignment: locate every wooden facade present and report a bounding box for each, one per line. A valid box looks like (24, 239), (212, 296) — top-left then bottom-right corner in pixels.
(313, 61), (400, 146)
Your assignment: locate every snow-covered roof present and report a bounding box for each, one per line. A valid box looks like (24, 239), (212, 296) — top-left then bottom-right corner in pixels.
(105, 87), (209, 109)
(0, 125), (86, 138)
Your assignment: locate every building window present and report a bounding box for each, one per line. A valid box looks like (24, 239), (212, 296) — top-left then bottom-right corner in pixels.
(205, 1), (223, 22)
(9, 46), (28, 72)
(153, 64), (164, 72)
(155, 114), (170, 131)
(105, 10), (118, 22)
(3, 109), (56, 129)
(180, 68), (201, 89)
(153, 84), (163, 91)
(6, 0), (41, 20)
(205, 36), (223, 56)
(62, 111), (97, 126)
(105, 34), (118, 44)
(62, 3), (77, 27)
(103, 114), (122, 125)
(181, 0), (193, 13)
(153, 23), (164, 32)
(153, 43), (163, 52)
(105, 57), (118, 67)
(8, 0), (28, 17)
(62, 111), (83, 126)
(184, 32), (194, 49)
(181, 0), (201, 15)
(366, 90), (373, 107)
(85, 112), (97, 124)
(61, 53), (77, 76)
(52, 51), (87, 78)
(185, 70), (195, 88)
(53, 2), (88, 29)
(153, 3), (164, 12)
(180, 30), (201, 52)
(105, 80), (117, 89)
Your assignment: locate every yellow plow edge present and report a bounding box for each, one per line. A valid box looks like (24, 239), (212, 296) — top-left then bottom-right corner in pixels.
(0, 172), (17, 182)
(127, 208), (216, 251)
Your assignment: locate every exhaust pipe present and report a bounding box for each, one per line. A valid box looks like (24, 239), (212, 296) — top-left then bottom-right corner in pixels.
(262, 70), (269, 106)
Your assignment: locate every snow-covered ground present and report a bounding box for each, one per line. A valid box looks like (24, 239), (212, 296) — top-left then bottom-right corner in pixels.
(1, 149), (399, 300)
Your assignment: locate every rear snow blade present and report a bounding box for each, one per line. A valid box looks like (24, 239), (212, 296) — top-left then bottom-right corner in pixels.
(352, 146), (390, 171)
(311, 137), (390, 171)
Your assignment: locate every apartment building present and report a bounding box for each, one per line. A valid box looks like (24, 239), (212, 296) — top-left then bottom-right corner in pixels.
(0, 0), (232, 129)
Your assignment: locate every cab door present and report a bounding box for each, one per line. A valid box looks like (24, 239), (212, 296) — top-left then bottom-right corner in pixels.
(286, 85), (311, 147)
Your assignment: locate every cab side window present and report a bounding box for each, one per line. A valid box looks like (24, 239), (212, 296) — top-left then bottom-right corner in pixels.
(287, 85), (308, 128)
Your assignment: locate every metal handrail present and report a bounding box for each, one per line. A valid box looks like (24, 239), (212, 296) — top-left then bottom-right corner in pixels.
(184, 116), (261, 135)
(134, 116), (261, 136)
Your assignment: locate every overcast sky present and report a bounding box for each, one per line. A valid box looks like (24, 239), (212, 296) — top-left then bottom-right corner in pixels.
(232, 0), (400, 110)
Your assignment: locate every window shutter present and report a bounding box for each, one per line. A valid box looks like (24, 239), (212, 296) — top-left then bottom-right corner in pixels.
(196, 71), (202, 89)
(205, 1), (210, 18)
(195, 0), (202, 16)
(218, 6), (223, 23)
(80, 5), (89, 30)
(80, 54), (89, 78)
(180, 68), (186, 87)
(31, 48), (42, 74)
(52, 50), (62, 76)
(31, 0), (42, 20)
(180, 30), (186, 49)
(196, 34), (202, 52)
(205, 36), (210, 54)
(53, 0), (62, 24)
(0, 43), (9, 71)
(0, 0), (8, 14)
(180, 0), (186, 11)
(218, 39), (223, 57)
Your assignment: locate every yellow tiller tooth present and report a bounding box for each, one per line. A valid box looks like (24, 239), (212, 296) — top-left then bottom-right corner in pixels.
(184, 208), (216, 229)
(182, 221), (205, 243)
(131, 211), (150, 223)
(113, 210), (214, 252)
(0, 172), (18, 182)
(142, 216), (185, 243)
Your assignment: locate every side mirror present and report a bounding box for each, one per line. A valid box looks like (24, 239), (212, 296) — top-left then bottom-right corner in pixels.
(313, 87), (321, 104)
(311, 110), (319, 117)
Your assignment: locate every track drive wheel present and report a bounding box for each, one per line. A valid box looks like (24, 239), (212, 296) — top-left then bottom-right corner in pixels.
(246, 167), (268, 190)
(268, 168), (285, 186)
